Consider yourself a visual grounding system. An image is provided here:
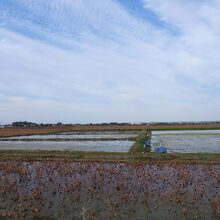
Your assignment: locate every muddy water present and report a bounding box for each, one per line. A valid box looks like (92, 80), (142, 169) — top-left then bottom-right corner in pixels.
(152, 130), (220, 153)
(0, 131), (137, 152)
(1, 131), (138, 140)
(0, 140), (134, 152)
(0, 161), (219, 219)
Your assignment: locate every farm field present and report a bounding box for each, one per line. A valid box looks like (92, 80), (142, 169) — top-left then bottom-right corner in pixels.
(0, 131), (138, 152)
(0, 125), (144, 138)
(0, 140), (135, 152)
(0, 131), (138, 140)
(151, 124), (220, 131)
(151, 130), (220, 153)
(0, 126), (220, 219)
(0, 160), (220, 219)
(1, 123), (220, 138)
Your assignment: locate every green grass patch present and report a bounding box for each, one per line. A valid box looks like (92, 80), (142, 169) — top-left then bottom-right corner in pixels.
(129, 130), (151, 154)
(0, 150), (220, 163)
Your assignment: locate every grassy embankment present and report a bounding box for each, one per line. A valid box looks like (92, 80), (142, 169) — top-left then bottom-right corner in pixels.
(1, 149), (220, 163)
(129, 129), (150, 154)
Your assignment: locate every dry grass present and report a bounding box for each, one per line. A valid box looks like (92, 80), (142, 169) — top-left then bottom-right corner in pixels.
(0, 160), (220, 219)
(0, 125), (144, 138)
(1, 123), (220, 138)
(0, 150), (220, 163)
(150, 124), (220, 130)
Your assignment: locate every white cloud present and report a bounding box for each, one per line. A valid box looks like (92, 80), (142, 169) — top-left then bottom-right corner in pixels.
(0, 0), (219, 123)
(144, 0), (220, 83)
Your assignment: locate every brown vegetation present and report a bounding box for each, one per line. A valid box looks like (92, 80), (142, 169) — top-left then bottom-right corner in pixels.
(150, 123), (220, 130)
(0, 160), (219, 219)
(1, 123), (220, 138)
(0, 124), (144, 138)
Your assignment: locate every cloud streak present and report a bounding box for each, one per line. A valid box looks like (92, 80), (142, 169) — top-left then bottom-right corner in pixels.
(0, 0), (219, 123)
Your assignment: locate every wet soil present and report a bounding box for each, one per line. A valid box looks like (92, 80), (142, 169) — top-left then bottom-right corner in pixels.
(0, 160), (220, 219)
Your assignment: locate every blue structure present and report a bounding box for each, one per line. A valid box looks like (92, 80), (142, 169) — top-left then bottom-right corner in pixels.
(144, 140), (151, 146)
(154, 147), (167, 153)
(143, 140), (151, 152)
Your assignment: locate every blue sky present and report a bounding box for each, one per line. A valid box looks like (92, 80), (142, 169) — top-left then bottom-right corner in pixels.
(0, 0), (220, 123)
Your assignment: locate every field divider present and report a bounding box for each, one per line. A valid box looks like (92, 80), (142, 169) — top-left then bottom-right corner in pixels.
(128, 130), (151, 154)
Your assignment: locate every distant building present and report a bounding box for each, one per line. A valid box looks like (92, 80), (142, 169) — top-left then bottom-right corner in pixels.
(12, 121), (38, 127)
(56, 122), (63, 126)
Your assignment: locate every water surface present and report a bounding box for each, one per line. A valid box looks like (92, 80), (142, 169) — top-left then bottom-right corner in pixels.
(0, 140), (134, 152)
(1, 131), (138, 140)
(1, 161), (219, 219)
(152, 130), (220, 153)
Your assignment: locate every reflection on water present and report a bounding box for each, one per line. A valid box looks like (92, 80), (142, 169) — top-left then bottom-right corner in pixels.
(0, 161), (219, 219)
(0, 131), (138, 152)
(0, 140), (134, 152)
(152, 130), (220, 153)
(1, 131), (138, 140)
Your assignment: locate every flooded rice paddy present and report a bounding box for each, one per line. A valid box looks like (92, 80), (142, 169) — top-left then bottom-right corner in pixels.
(1, 131), (138, 139)
(0, 131), (138, 152)
(0, 160), (219, 219)
(151, 130), (220, 153)
(0, 140), (134, 152)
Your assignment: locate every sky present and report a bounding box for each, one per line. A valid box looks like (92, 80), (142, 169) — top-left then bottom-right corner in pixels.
(0, 0), (220, 124)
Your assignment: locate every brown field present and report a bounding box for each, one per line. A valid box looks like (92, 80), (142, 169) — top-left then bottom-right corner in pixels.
(0, 125), (144, 138)
(0, 160), (220, 219)
(150, 123), (220, 130)
(0, 123), (220, 138)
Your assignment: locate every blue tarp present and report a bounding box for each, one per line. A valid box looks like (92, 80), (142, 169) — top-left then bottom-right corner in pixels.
(144, 140), (151, 145)
(154, 147), (167, 153)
